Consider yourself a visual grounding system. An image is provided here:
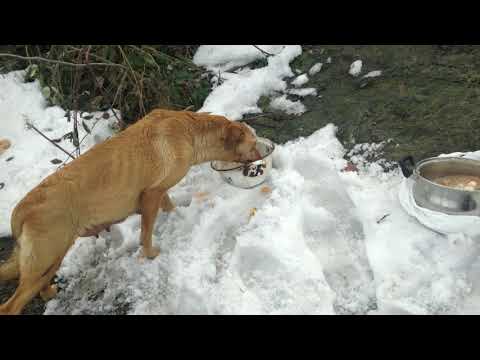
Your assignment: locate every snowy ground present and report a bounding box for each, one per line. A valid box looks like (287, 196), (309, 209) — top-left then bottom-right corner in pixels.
(2, 46), (480, 314)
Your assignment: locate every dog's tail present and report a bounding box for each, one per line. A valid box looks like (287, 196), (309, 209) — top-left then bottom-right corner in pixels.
(0, 245), (19, 281)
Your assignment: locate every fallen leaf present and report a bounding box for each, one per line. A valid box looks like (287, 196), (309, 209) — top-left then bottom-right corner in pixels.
(82, 120), (91, 134)
(260, 186), (272, 194)
(342, 162), (358, 172)
(193, 191), (209, 200)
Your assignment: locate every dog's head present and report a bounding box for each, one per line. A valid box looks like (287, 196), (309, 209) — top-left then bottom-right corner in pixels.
(222, 122), (261, 163)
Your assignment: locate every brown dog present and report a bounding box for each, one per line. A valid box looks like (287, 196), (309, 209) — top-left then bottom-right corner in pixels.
(0, 109), (261, 315)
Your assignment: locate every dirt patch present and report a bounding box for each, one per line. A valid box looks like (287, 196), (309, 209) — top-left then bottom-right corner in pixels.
(251, 45), (480, 164)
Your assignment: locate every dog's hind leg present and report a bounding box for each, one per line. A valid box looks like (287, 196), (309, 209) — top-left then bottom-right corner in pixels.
(0, 228), (70, 315)
(0, 246), (19, 282)
(0, 256), (63, 315)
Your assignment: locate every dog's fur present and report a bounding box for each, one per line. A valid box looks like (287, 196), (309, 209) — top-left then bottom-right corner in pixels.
(0, 109), (260, 315)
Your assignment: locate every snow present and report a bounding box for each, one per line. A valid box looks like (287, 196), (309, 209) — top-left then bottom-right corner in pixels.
(2, 46), (480, 314)
(197, 45), (302, 120)
(193, 45), (285, 73)
(349, 60), (363, 77)
(363, 70), (382, 79)
(308, 63), (323, 76)
(291, 74), (309, 88)
(286, 88), (318, 97)
(0, 71), (120, 237)
(269, 95), (307, 115)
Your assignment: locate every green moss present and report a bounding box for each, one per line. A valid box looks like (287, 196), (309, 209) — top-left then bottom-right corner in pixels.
(253, 45), (480, 163)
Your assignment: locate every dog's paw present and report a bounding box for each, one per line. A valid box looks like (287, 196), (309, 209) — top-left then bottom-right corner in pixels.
(141, 246), (161, 260)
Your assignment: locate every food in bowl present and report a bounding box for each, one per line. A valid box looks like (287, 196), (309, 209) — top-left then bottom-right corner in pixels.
(433, 175), (480, 191)
(211, 137), (275, 189)
(399, 155), (480, 215)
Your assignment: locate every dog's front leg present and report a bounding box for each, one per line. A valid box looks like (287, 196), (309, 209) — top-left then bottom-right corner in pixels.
(139, 188), (163, 259)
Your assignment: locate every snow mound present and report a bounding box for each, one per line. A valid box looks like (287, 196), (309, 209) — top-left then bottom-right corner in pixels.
(270, 95), (307, 115)
(309, 63), (323, 76)
(291, 74), (309, 88)
(197, 45), (302, 120)
(363, 70), (382, 78)
(45, 124), (376, 315)
(193, 45), (285, 73)
(287, 88), (318, 97)
(349, 60), (363, 77)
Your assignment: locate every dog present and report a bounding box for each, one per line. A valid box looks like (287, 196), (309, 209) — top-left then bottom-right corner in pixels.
(0, 109), (261, 315)
(0, 139), (11, 156)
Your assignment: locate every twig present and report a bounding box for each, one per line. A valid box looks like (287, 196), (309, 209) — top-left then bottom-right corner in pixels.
(112, 71), (128, 107)
(57, 116), (104, 169)
(241, 112), (274, 122)
(376, 214), (390, 224)
(27, 122), (76, 160)
(66, 46), (122, 67)
(216, 69), (223, 86)
(72, 49), (83, 158)
(139, 45), (202, 69)
(24, 46), (32, 67)
(0, 53), (128, 69)
(252, 45), (274, 57)
(241, 119), (278, 129)
(110, 71), (128, 127)
(117, 46), (146, 116)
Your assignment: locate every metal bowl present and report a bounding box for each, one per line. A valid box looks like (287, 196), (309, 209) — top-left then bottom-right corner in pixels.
(399, 155), (480, 216)
(211, 137), (275, 189)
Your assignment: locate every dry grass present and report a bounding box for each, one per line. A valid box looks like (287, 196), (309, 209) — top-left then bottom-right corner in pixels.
(0, 45), (210, 126)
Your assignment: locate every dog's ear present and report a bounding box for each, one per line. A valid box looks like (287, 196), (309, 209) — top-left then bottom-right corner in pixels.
(224, 122), (245, 150)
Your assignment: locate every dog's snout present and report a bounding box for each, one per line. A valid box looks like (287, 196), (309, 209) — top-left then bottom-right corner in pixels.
(252, 148), (262, 161)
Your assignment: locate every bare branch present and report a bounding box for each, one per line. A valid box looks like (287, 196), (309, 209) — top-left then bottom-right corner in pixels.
(241, 112), (274, 122)
(117, 46), (146, 116)
(26, 122), (76, 160)
(0, 53), (127, 69)
(376, 214), (391, 224)
(252, 45), (274, 57)
(57, 116), (104, 170)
